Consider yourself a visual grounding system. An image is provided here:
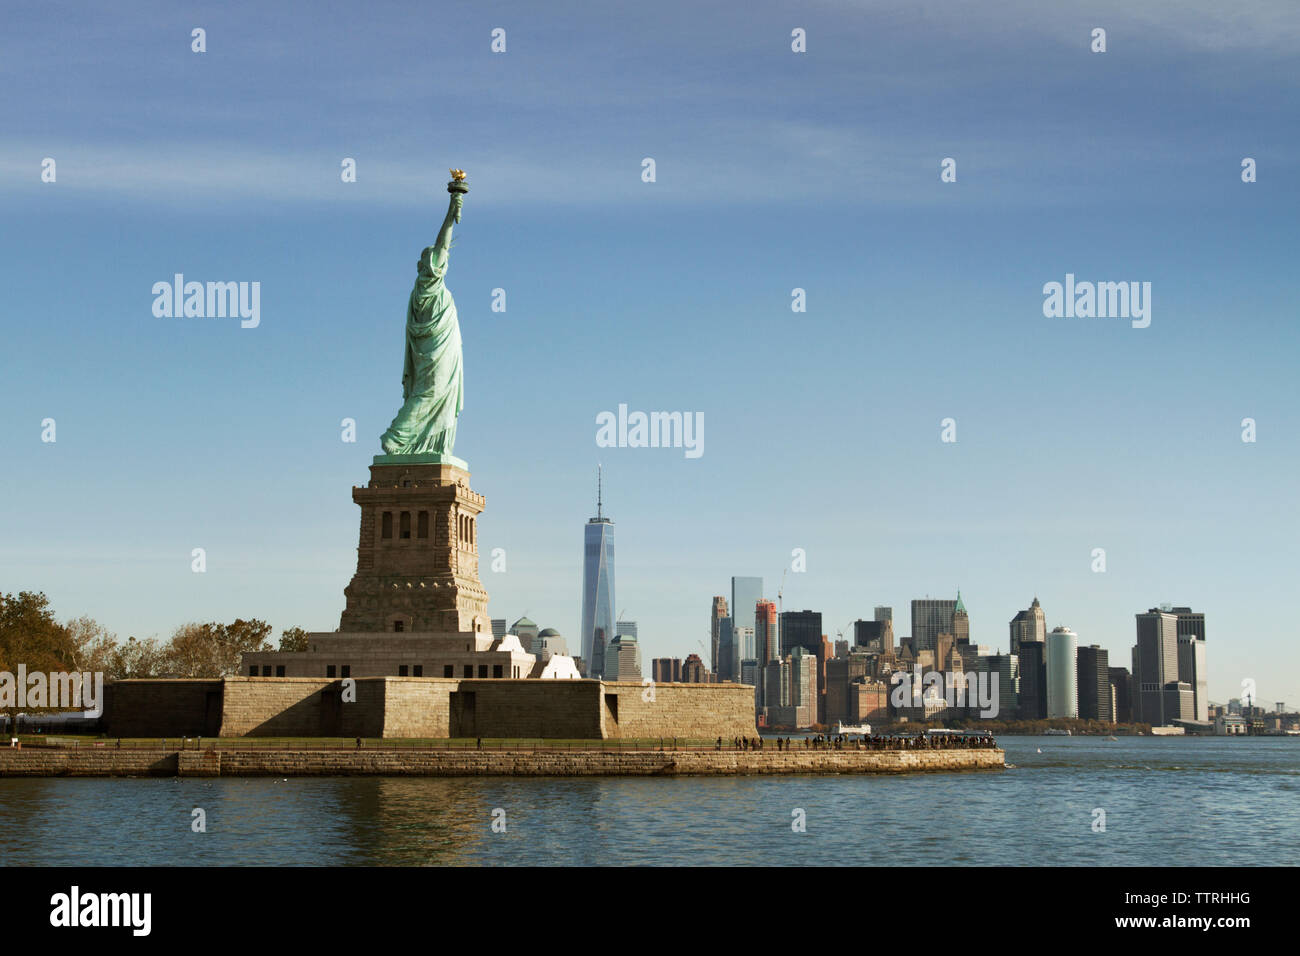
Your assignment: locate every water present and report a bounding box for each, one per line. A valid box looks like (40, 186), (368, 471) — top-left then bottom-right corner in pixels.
(2, 737), (1296, 866)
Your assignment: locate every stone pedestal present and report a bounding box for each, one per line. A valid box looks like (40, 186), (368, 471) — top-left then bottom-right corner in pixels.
(339, 458), (490, 634)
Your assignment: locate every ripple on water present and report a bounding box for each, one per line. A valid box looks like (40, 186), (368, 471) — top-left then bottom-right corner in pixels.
(0, 739), (1296, 865)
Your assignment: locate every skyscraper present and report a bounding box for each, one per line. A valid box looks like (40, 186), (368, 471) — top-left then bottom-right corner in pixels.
(717, 617), (753, 682)
(790, 647), (818, 728)
(710, 596), (728, 676)
(615, 620), (637, 639)
(1162, 681), (1194, 723)
(755, 600), (778, 664)
(1177, 634), (1208, 722)
(682, 653), (707, 683)
(952, 591), (970, 644)
(825, 653), (871, 725)
(854, 618), (893, 656)
(736, 625), (755, 673)
(1171, 607), (1205, 642)
(1108, 666), (1132, 723)
(1009, 597), (1046, 655)
(753, 600), (778, 710)
(1134, 608), (1178, 725)
(1046, 626), (1078, 719)
(911, 597), (957, 653)
(716, 616), (735, 681)
(817, 634), (833, 724)
(767, 647), (818, 729)
(780, 610), (822, 656)
(580, 468), (615, 679)
(764, 659), (787, 712)
(1018, 641), (1046, 720)
(1172, 607), (1208, 722)
(605, 634), (641, 681)
(1076, 645), (1112, 722)
(731, 577), (763, 634)
(982, 653), (1019, 721)
(651, 658), (682, 683)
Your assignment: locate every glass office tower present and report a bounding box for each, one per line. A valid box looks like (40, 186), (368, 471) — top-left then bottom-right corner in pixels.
(580, 469), (616, 678)
(730, 577), (763, 635)
(1046, 626), (1079, 719)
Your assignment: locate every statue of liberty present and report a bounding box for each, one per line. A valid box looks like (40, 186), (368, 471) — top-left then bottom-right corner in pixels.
(380, 170), (469, 459)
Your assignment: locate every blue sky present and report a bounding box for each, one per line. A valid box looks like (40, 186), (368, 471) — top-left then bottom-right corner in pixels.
(1, 1), (1297, 706)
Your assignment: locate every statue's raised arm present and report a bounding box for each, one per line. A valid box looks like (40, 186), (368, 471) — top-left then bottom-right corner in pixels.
(380, 169), (469, 460)
(435, 173), (465, 250)
(419, 171), (467, 288)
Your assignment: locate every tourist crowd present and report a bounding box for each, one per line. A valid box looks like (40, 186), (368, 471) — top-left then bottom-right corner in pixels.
(715, 733), (997, 751)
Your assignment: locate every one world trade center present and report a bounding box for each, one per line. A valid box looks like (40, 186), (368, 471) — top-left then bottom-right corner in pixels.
(580, 467), (616, 678)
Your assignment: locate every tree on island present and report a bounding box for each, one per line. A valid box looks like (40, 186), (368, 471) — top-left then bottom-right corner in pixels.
(279, 626), (309, 652)
(162, 620), (273, 677)
(0, 591), (81, 733)
(64, 615), (119, 674)
(2, 595), (303, 728)
(107, 636), (166, 679)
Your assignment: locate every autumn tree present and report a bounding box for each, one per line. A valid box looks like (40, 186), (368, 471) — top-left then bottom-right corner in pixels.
(279, 626), (309, 652)
(0, 591), (77, 731)
(64, 615), (118, 674)
(107, 636), (166, 680)
(162, 619), (273, 677)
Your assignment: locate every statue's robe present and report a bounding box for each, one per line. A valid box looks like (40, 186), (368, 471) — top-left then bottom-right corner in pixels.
(380, 240), (463, 455)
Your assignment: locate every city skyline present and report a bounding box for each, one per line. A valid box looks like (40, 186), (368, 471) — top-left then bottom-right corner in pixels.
(2, 2), (1297, 708)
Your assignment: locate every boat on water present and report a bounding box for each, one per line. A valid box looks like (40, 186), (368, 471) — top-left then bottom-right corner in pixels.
(1044, 729), (1072, 736)
(834, 721), (871, 735)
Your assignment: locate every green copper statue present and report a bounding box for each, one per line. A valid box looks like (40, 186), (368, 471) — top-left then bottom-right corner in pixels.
(380, 170), (469, 459)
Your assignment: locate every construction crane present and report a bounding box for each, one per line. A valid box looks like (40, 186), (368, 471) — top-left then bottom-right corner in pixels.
(837, 620), (855, 654)
(776, 567), (787, 658)
(697, 631), (714, 673)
